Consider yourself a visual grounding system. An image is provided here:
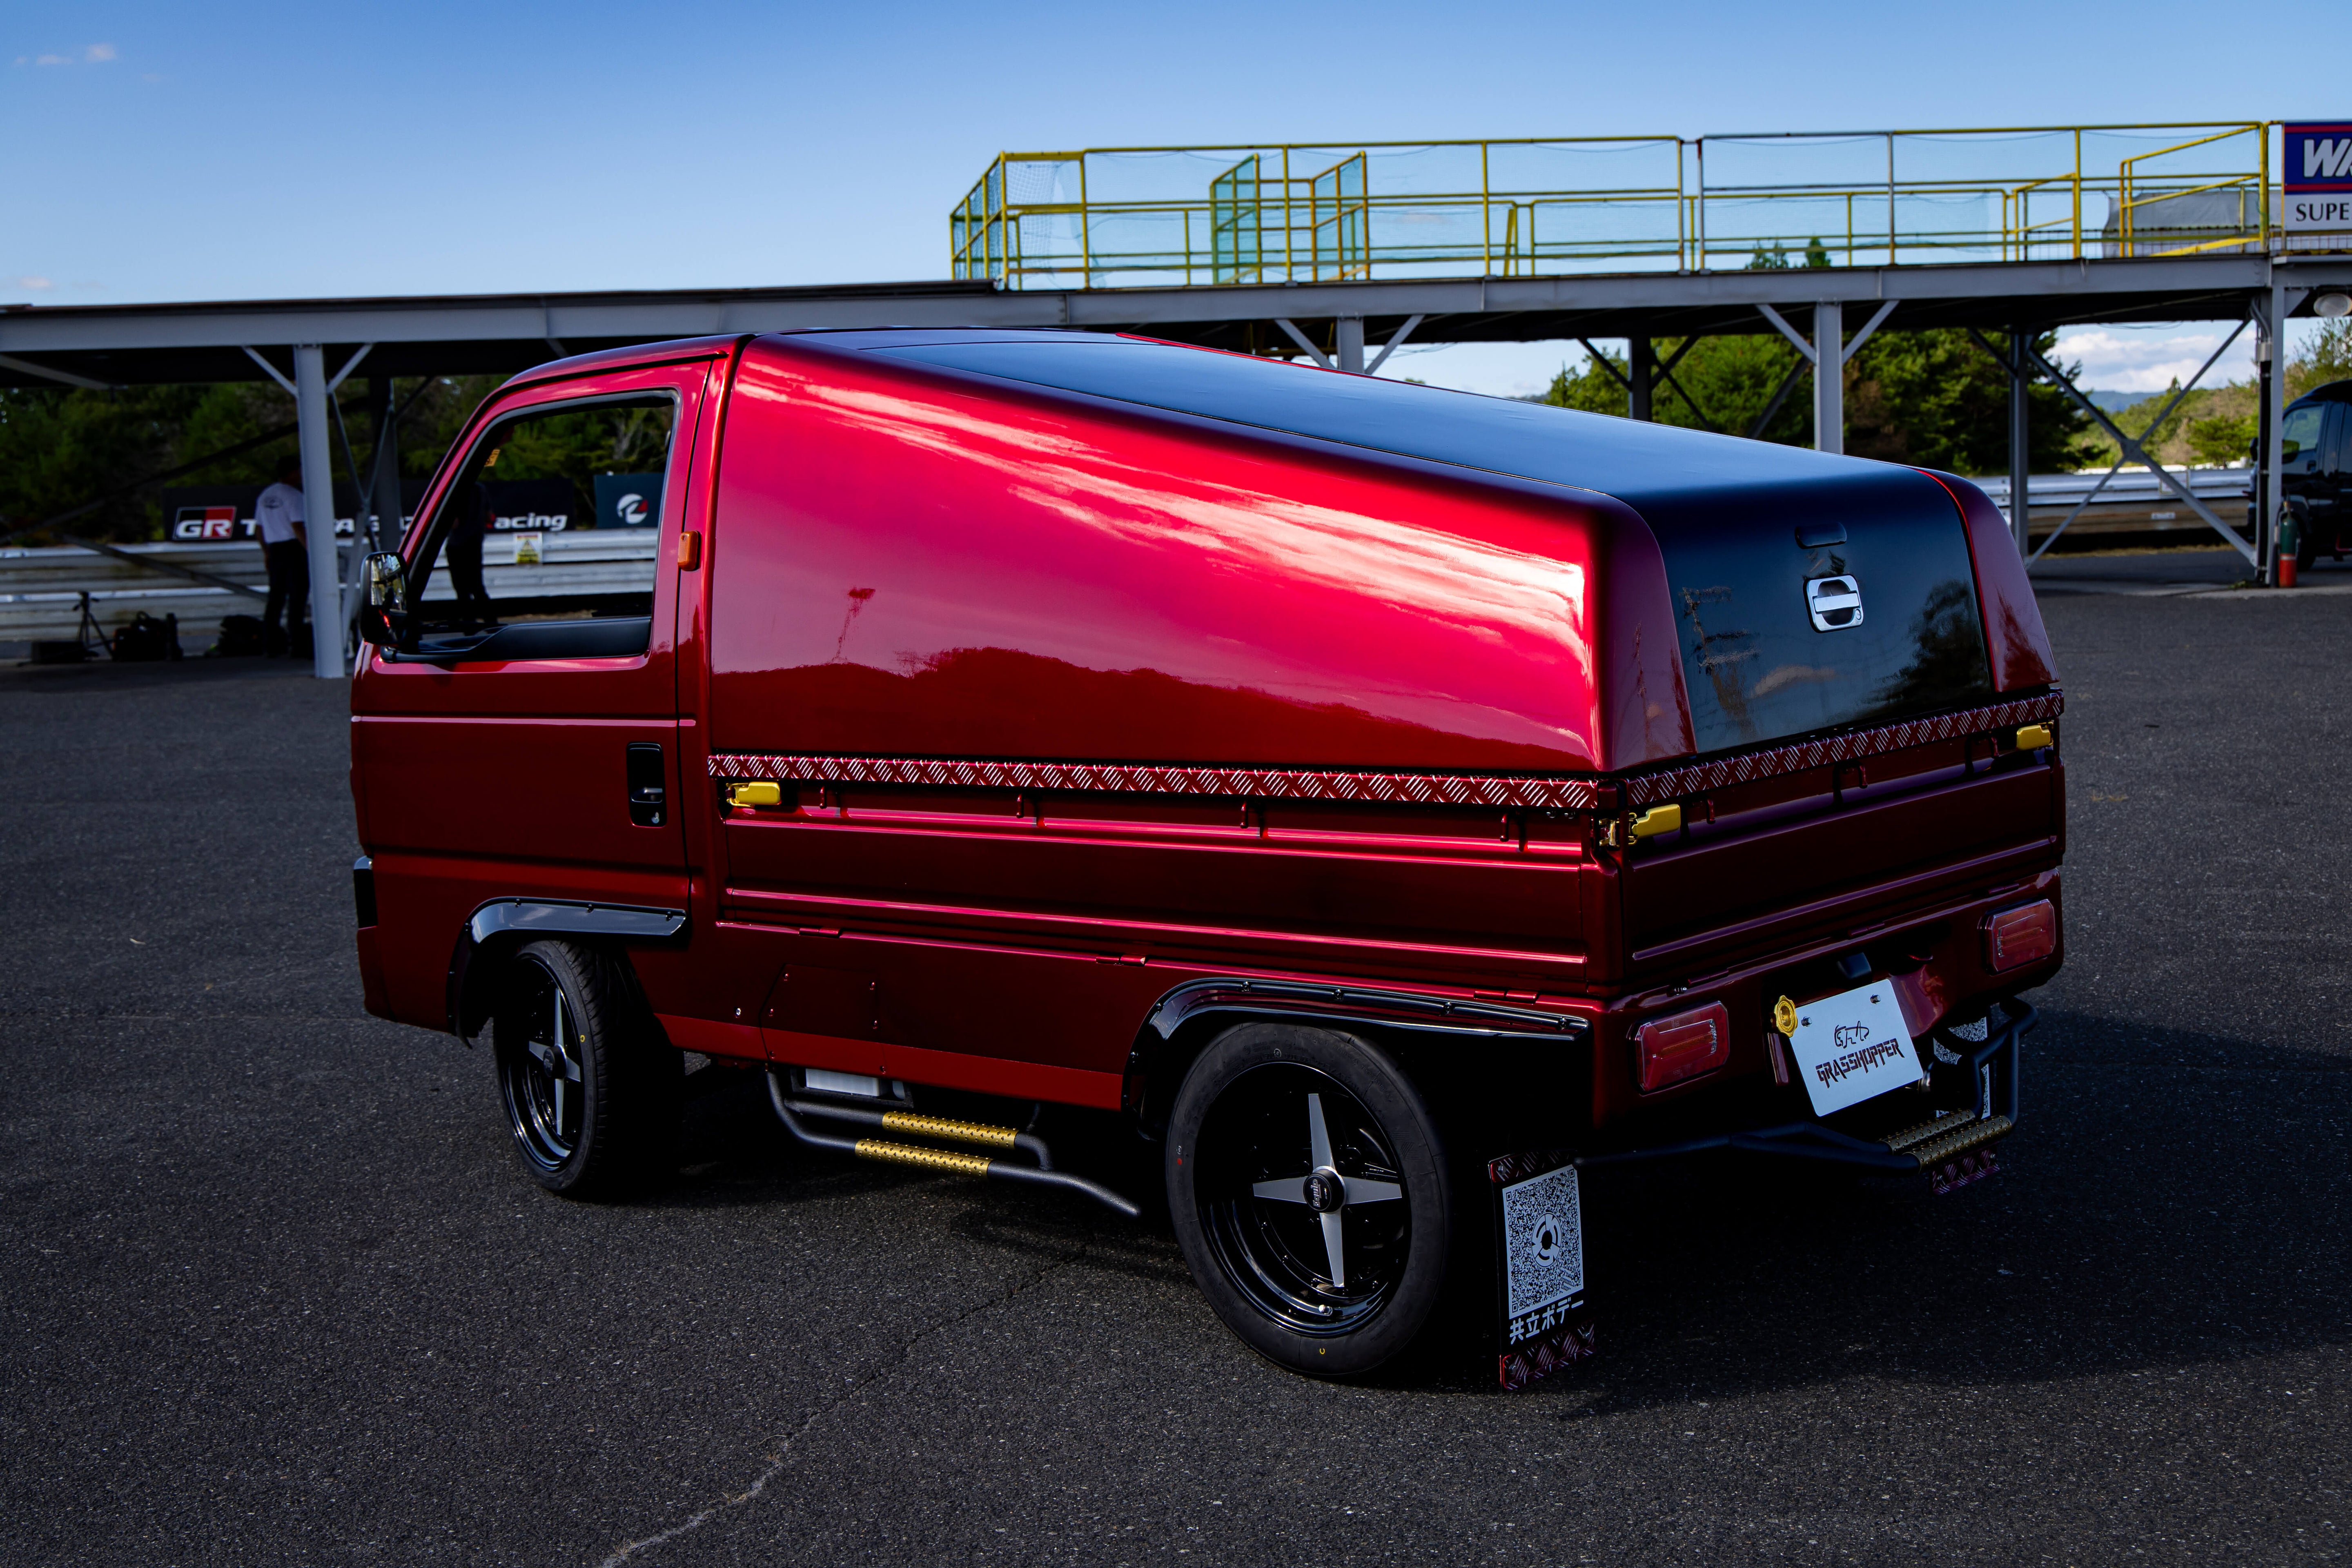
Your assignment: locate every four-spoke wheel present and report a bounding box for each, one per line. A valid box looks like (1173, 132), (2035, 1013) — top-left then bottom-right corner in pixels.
(1167, 1023), (1454, 1377)
(490, 939), (679, 1196)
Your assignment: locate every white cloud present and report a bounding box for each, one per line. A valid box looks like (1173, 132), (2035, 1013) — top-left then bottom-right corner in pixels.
(22, 43), (118, 67)
(15, 276), (55, 290)
(2052, 326), (2257, 394)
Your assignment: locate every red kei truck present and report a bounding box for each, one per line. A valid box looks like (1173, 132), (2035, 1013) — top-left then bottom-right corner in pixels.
(350, 328), (2062, 1383)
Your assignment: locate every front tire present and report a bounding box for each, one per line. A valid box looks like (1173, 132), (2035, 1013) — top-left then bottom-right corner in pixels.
(1166, 1023), (1454, 1378)
(490, 940), (679, 1197)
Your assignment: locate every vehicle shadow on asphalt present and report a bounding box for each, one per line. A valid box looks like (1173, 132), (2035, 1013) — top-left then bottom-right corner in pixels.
(1548, 1011), (2347, 1410)
(639, 1015), (2346, 1401)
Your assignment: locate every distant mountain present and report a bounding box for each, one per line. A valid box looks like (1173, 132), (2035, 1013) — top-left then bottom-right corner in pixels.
(2080, 389), (2144, 413)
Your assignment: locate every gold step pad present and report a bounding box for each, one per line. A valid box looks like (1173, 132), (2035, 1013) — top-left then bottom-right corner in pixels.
(1905, 1114), (2015, 1168)
(878, 1110), (1021, 1150)
(852, 1139), (993, 1176)
(1884, 1109), (1979, 1155)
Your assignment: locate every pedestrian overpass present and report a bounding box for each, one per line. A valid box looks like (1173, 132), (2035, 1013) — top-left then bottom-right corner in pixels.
(4, 119), (2349, 676)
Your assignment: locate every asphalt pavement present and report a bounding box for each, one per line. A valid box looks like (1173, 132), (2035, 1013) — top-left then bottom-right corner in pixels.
(2, 588), (2346, 1567)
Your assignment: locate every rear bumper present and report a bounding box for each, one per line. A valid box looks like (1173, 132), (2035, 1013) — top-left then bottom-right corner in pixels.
(1581, 1001), (2031, 1176)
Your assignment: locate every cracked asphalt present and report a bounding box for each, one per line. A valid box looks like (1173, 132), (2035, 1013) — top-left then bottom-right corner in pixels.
(2, 583), (2346, 1566)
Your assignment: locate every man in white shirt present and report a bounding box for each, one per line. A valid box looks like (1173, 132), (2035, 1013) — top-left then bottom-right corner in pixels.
(253, 457), (308, 657)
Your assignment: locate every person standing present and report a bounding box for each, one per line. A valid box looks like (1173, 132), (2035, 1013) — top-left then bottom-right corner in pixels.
(254, 456), (309, 657)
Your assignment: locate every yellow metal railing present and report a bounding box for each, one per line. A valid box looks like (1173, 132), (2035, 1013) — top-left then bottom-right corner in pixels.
(950, 122), (2284, 289)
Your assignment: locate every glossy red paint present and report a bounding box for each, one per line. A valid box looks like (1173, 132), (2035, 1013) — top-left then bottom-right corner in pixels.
(350, 328), (2065, 1163)
(706, 336), (1693, 773)
(1920, 468), (2058, 696)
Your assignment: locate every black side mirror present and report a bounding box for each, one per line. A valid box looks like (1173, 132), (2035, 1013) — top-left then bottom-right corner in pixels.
(357, 551), (410, 646)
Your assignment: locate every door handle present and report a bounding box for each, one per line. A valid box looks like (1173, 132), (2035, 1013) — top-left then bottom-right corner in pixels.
(626, 743), (666, 827)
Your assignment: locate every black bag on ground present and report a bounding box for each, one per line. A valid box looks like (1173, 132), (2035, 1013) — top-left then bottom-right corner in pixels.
(206, 615), (267, 658)
(110, 612), (180, 663)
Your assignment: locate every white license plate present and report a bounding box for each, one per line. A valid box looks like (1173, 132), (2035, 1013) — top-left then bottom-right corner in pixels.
(1786, 980), (1923, 1116)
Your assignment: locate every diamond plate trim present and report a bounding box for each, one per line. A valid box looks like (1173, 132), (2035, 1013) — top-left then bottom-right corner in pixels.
(706, 691), (2059, 815)
(1617, 691), (2062, 808)
(707, 751), (1601, 810)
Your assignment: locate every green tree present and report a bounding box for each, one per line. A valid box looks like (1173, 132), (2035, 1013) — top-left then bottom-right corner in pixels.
(1543, 326), (2089, 473)
(1845, 328), (2088, 473)
(0, 372), (505, 543)
(2186, 410), (2258, 466)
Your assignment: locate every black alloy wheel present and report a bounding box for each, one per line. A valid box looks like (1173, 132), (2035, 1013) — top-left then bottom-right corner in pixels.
(1167, 1023), (1454, 1378)
(490, 939), (679, 1197)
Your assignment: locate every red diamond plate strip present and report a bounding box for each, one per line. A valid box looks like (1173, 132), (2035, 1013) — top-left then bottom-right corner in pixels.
(706, 692), (2058, 815)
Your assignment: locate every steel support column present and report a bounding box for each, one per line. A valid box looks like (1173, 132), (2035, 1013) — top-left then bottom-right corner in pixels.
(292, 345), (341, 678)
(2261, 284), (2286, 586)
(367, 379), (403, 552)
(1813, 301), (1843, 453)
(1629, 332), (1654, 422)
(1335, 315), (1365, 374)
(2008, 327), (2031, 552)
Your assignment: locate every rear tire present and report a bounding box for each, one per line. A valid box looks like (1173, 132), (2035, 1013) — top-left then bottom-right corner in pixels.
(490, 940), (680, 1197)
(1165, 1022), (1454, 1378)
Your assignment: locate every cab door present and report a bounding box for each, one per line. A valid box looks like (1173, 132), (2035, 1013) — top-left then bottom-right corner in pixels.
(353, 357), (718, 1030)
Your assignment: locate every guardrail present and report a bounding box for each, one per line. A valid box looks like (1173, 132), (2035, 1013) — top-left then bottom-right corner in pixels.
(2, 532), (655, 648)
(1973, 467), (2252, 509)
(952, 122), (2290, 290)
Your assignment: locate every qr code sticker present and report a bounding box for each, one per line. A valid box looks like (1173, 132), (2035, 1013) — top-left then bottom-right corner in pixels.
(1501, 1163), (1583, 1320)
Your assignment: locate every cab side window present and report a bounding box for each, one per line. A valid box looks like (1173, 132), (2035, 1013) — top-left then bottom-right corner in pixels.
(2280, 403), (2323, 470)
(406, 395), (675, 658)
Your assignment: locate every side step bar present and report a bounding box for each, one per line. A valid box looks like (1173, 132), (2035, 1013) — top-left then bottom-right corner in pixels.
(767, 1073), (1141, 1219)
(778, 1094), (1058, 1170)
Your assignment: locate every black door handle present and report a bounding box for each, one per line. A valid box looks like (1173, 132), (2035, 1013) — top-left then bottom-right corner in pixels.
(626, 743), (666, 827)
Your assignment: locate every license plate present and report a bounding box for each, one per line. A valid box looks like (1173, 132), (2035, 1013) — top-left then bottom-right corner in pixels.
(1785, 980), (1923, 1116)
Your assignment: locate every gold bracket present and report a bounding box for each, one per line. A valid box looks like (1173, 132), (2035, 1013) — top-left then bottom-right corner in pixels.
(726, 782), (783, 808)
(1630, 803), (1682, 840)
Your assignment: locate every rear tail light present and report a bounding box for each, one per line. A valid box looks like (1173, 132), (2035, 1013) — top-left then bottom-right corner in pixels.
(1982, 900), (2057, 972)
(1635, 1001), (1731, 1092)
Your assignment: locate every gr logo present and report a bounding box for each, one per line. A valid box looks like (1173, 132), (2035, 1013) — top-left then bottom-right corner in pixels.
(616, 492), (649, 526)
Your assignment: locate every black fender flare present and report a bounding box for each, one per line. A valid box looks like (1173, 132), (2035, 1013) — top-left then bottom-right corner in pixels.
(1122, 975), (1591, 1135)
(445, 897), (686, 1041)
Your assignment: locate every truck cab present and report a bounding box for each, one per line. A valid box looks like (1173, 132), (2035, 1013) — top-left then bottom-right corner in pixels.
(2261, 379), (2352, 569)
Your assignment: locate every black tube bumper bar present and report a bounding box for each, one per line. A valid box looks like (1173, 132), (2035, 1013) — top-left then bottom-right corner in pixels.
(766, 1073), (1140, 1219)
(1581, 1002), (2034, 1176)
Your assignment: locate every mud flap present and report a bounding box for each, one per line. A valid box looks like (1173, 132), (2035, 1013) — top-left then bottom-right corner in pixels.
(1490, 1148), (1595, 1390)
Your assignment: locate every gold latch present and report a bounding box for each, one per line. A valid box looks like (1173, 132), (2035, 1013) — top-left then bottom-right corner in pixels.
(2015, 724), (2053, 751)
(726, 782), (782, 808)
(1630, 803), (1682, 840)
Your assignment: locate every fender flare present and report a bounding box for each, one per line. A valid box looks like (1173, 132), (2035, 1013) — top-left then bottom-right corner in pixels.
(445, 898), (686, 1041)
(1122, 975), (1591, 1131)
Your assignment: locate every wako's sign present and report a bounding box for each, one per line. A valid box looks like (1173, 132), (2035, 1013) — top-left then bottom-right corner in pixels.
(2285, 122), (2352, 241)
